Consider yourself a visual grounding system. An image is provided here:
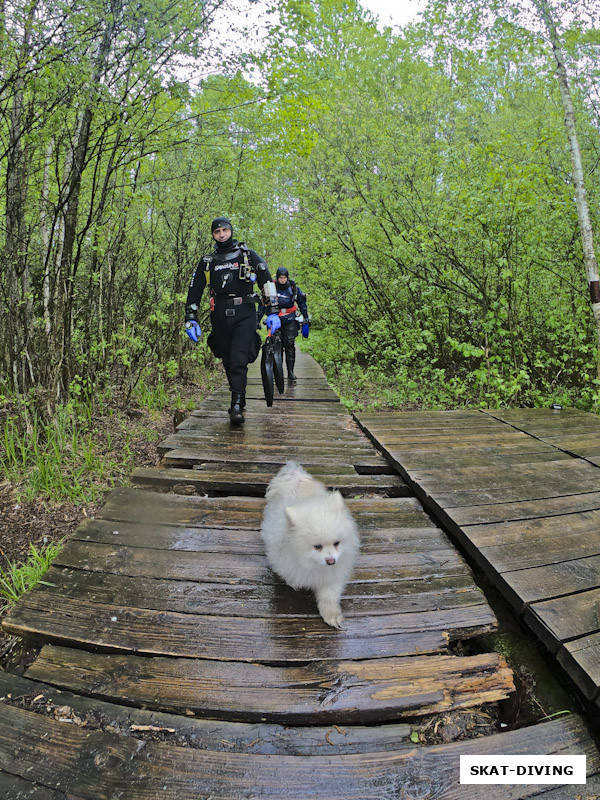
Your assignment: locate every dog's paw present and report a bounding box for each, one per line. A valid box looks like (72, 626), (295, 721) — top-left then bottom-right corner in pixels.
(321, 610), (345, 629)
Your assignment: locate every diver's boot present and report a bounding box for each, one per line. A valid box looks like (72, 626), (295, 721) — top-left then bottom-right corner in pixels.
(229, 392), (245, 424)
(286, 354), (297, 382)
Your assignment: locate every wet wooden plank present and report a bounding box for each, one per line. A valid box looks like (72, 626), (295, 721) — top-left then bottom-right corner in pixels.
(50, 538), (468, 583)
(485, 407), (587, 420)
(163, 427), (376, 449)
(498, 555), (600, 612)
(0, 770), (80, 799)
(95, 490), (427, 529)
(450, 492), (600, 525)
(179, 412), (359, 431)
(0, 670), (414, 756)
(20, 565), (490, 618)
(524, 588), (600, 654)
(460, 511), (600, 572)
(25, 645), (513, 723)
(395, 449), (572, 471)
(191, 402), (349, 418)
(0, 701), (597, 800)
(409, 459), (599, 493)
(162, 447), (393, 471)
(557, 633), (600, 700)
(431, 478), (600, 508)
(4, 592), (454, 660)
(157, 435), (378, 455)
(157, 438), (390, 466)
(70, 518), (451, 555)
(130, 466), (409, 497)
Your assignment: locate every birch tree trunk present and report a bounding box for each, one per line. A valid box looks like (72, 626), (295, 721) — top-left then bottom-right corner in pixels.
(533, 0), (600, 383)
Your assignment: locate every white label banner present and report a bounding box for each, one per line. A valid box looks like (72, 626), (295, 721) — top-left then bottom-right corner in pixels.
(460, 755), (586, 784)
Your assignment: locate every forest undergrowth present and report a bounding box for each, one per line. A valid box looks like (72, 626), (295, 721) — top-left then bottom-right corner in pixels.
(0, 363), (223, 635)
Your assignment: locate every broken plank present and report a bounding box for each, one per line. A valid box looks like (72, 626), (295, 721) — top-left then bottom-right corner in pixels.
(0, 670), (413, 755)
(25, 645), (514, 724)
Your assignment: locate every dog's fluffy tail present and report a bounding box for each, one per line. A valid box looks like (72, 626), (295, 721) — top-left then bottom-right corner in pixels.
(265, 460), (318, 503)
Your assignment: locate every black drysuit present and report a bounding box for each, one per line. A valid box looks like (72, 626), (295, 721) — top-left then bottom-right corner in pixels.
(185, 239), (272, 395)
(258, 280), (308, 376)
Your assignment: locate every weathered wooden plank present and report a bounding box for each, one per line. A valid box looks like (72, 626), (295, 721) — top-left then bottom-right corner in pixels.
(0, 702), (596, 800)
(130, 466), (409, 497)
(51, 540), (469, 584)
(157, 439), (390, 466)
(497, 555), (600, 613)
(0, 670), (414, 756)
(21, 565), (489, 618)
(178, 459), (363, 475)
(162, 447), (393, 471)
(73, 517), (266, 552)
(485, 407), (586, 422)
(96, 490), (430, 529)
(167, 433), (376, 453)
(524, 589), (600, 654)
(191, 404), (349, 419)
(525, 774), (600, 799)
(0, 770), (80, 799)
(356, 407), (600, 709)
(548, 434), (600, 458)
(409, 459), (599, 493)
(450, 492), (600, 526)
(158, 435), (378, 455)
(557, 633), (600, 700)
(357, 410), (486, 423)
(3, 593), (452, 660)
(460, 511), (600, 572)
(72, 518), (448, 555)
(25, 645), (513, 723)
(430, 479), (600, 508)
(163, 428), (376, 450)
(396, 450), (572, 471)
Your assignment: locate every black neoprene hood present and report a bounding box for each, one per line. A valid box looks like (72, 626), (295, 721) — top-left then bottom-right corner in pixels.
(211, 216), (232, 234)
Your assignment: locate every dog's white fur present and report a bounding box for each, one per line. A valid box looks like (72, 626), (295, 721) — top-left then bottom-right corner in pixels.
(260, 461), (360, 629)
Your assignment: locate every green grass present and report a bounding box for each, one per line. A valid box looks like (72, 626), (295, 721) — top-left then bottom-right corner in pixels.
(0, 541), (63, 611)
(0, 397), (133, 504)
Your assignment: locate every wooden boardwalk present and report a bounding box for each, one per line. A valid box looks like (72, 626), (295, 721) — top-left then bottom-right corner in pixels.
(1, 356), (599, 797)
(355, 407), (600, 710)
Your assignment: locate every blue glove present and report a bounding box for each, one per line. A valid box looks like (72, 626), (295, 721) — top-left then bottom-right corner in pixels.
(266, 313), (281, 333)
(301, 321), (309, 339)
(185, 321), (201, 343)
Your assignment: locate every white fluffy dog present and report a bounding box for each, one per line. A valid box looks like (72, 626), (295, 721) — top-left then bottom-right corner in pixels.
(260, 461), (360, 629)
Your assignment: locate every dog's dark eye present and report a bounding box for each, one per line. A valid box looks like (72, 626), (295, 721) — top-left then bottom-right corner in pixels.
(334, 541), (340, 548)
(314, 544), (323, 550)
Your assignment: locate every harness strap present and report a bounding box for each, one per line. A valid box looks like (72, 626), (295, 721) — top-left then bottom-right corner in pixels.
(278, 305), (298, 317)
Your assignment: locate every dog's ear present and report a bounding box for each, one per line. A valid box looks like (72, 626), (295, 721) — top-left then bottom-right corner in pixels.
(285, 505), (301, 527)
(331, 490), (345, 509)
